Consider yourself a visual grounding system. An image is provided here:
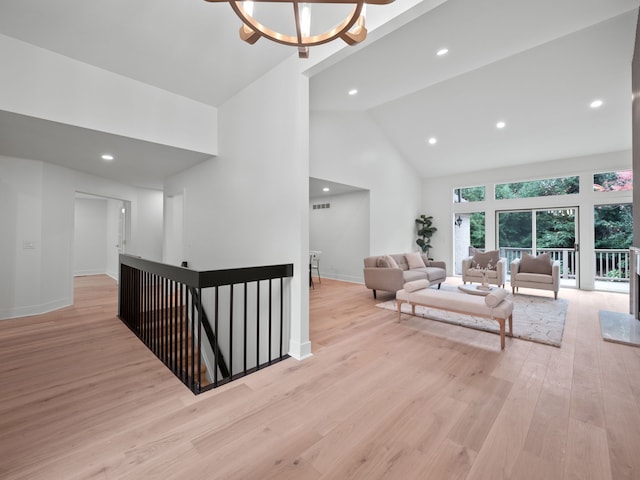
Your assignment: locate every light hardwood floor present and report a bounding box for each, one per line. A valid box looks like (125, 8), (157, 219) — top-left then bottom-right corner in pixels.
(1, 274), (639, 479)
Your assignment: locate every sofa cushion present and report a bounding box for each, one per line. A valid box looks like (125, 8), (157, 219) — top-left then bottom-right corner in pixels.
(404, 279), (430, 293)
(515, 272), (553, 284)
(412, 267), (446, 282)
(465, 269), (498, 279)
(471, 250), (499, 270)
(519, 253), (552, 274)
(403, 270), (427, 283)
(405, 252), (426, 269)
(376, 256), (388, 268)
(385, 255), (399, 269)
(391, 254), (409, 271)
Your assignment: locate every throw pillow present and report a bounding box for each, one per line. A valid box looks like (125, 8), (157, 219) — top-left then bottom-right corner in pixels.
(404, 279), (430, 293)
(376, 256), (389, 268)
(384, 255), (400, 269)
(471, 250), (499, 271)
(519, 253), (552, 275)
(485, 288), (508, 308)
(405, 252), (426, 269)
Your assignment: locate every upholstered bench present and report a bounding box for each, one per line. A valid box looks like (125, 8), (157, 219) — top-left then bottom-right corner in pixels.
(396, 280), (514, 349)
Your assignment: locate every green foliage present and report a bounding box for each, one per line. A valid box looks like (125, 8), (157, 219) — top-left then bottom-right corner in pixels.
(469, 212), (485, 248)
(415, 214), (437, 255)
(594, 204), (633, 249)
(495, 176), (579, 200)
(454, 186), (485, 203)
(607, 268), (624, 279)
(498, 211), (532, 248)
(536, 210), (575, 248)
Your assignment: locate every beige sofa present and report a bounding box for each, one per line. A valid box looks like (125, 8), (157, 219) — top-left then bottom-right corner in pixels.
(363, 253), (446, 298)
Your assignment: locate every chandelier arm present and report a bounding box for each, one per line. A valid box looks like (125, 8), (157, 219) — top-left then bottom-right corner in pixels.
(293, 1), (303, 45)
(212, 0), (384, 56)
(207, 0), (392, 4)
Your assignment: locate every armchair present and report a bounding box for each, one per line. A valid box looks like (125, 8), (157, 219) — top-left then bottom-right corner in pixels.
(511, 254), (560, 299)
(461, 252), (507, 288)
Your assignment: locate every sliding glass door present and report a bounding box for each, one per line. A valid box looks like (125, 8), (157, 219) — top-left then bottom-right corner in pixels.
(497, 208), (578, 288)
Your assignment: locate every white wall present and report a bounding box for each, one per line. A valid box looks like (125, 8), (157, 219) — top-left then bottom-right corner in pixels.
(163, 192), (185, 266)
(309, 191), (370, 283)
(423, 149), (633, 289)
(164, 56), (311, 360)
(0, 33), (217, 154)
(74, 197), (108, 276)
(135, 189), (163, 262)
(0, 155), (164, 320)
(310, 110), (423, 257)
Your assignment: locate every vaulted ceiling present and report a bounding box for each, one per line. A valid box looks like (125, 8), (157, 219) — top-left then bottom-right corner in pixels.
(0, 0), (638, 187)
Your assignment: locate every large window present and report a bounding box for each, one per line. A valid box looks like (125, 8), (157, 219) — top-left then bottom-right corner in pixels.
(495, 176), (579, 200)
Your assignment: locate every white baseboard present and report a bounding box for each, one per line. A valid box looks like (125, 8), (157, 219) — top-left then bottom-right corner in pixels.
(315, 273), (364, 284)
(74, 269), (105, 277)
(0, 298), (72, 321)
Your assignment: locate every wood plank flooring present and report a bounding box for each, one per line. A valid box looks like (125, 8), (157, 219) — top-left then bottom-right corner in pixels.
(1, 274), (639, 479)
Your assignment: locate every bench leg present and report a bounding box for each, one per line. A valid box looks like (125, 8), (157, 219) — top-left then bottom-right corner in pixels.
(373, 289), (377, 299)
(397, 300), (402, 322)
(499, 318), (506, 350)
(508, 314), (513, 336)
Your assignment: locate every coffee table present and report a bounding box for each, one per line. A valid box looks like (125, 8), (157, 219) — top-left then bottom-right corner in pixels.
(458, 284), (495, 296)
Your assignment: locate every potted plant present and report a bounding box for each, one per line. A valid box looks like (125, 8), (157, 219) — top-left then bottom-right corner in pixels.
(415, 214), (437, 258)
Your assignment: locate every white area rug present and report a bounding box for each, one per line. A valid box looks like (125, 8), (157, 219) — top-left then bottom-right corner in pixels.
(376, 285), (568, 347)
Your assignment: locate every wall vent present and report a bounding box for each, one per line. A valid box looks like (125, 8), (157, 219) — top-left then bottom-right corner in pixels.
(312, 203), (331, 210)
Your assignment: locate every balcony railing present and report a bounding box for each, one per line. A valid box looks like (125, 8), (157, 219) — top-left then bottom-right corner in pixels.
(118, 254), (294, 394)
(498, 247), (630, 283)
(594, 249), (630, 282)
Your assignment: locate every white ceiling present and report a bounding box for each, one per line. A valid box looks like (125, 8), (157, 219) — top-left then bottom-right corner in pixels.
(310, 177), (367, 199)
(0, 110), (211, 189)
(0, 0), (638, 187)
(310, 0), (640, 178)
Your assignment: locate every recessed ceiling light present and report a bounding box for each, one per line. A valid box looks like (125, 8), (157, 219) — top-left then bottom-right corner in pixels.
(428, 137), (437, 145)
(322, 187), (330, 192)
(348, 89), (358, 96)
(496, 121), (506, 129)
(590, 99), (603, 109)
(436, 48), (449, 56)
(101, 154), (114, 161)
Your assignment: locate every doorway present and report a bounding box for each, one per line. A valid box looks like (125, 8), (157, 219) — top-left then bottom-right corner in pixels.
(164, 192), (185, 266)
(74, 192), (131, 280)
(497, 207), (579, 288)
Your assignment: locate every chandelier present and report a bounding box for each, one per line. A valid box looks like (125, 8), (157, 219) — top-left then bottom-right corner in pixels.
(205, 0), (394, 58)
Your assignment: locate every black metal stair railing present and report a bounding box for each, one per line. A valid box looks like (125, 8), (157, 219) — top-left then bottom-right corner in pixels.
(118, 254), (294, 394)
